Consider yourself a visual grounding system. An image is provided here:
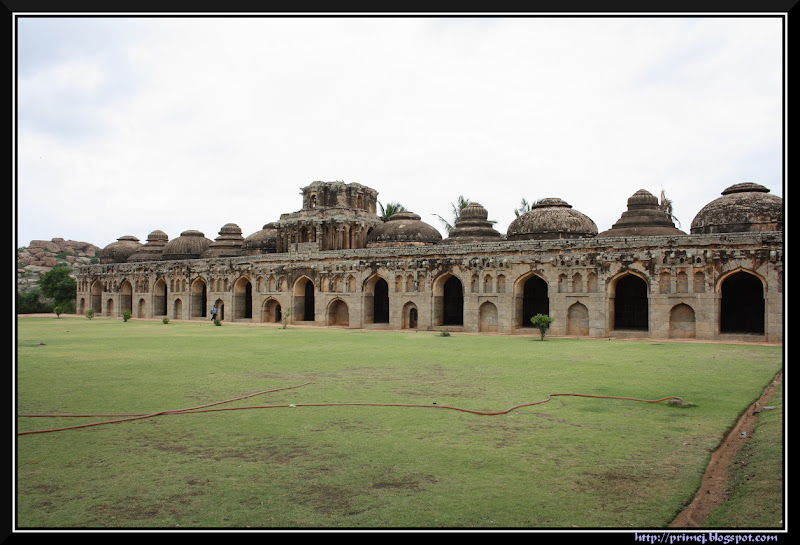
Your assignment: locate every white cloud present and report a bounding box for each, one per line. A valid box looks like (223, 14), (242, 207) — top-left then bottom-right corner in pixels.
(15, 16), (784, 248)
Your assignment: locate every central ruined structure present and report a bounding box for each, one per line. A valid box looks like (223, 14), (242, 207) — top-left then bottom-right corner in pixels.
(77, 181), (783, 343)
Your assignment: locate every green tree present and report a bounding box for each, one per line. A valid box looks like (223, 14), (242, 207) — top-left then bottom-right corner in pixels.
(530, 314), (555, 341)
(378, 201), (407, 220)
(16, 290), (52, 314)
(39, 266), (76, 309)
(435, 195), (471, 234)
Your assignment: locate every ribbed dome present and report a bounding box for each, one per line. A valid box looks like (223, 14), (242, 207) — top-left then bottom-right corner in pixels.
(690, 183), (783, 234)
(100, 236), (142, 263)
(127, 230), (169, 262)
(597, 189), (686, 237)
(506, 198), (597, 240)
(161, 230), (212, 261)
(445, 202), (502, 244)
(365, 211), (442, 247)
(242, 222), (279, 255)
(201, 223), (244, 259)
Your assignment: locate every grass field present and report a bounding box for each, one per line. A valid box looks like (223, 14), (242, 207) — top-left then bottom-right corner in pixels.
(14, 316), (783, 529)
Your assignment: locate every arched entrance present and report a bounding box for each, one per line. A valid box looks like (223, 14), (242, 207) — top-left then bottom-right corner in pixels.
(613, 274), (648, 331)
(364, 275), (390, 324)
(262, 298), (282, 323)
(120, 280), (133, 316)
(153, 278), (168, 316)
(90, 281), (103, 314)
(719, 271), (764, 334)
(293, 277), (315, 322)
(233, 277), (253, 320)
(442, 275), (463, 326)
(190, 278), (207, 318)
(518, 274), (549, 327)
(402, 302), (418, 329)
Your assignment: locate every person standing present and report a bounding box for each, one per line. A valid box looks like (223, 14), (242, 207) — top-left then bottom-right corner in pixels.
(211, 305), (217, 321)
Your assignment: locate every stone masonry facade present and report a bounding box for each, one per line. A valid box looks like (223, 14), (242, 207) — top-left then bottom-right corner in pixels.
(76, 181), (783, 343)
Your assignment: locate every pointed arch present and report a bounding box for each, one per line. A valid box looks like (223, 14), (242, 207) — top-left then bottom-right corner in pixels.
(669, 303), (696, 339)
(514, 272), (549, 328)
(327, 298), (350, 326)
(610, 272), (649, 331)
(293, 276), (315, 322)
(433, 272), (463, 326)
(190, 277), (208, 318)
(233, 276), (253, 320)
(718, 270), (765, 334)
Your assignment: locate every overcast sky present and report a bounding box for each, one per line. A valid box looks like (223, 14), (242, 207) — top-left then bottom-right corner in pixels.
(14, 15), (785, 249)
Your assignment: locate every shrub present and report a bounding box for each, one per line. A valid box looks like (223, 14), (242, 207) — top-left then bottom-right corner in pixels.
(122, 309), (132, 322)
(439, 329), (451, 337)
(162, 317), (170, 324)
(530, 314), (555, 340)
(214, 318), (222, 326)
(85, 309), (95, 320)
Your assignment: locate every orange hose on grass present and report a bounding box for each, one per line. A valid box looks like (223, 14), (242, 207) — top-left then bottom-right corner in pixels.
(17, 383), (687, 436)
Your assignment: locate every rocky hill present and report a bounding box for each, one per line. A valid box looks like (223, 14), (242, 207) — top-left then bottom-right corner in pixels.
(17, 238), (101, 293)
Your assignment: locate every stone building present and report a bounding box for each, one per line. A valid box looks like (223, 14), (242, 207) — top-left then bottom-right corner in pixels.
(76, 180), (784, 343)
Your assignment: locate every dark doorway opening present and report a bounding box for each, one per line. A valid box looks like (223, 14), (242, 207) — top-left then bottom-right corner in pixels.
(614, 275), (648, 330)
(442, 276), (463, 326)
(522, 275), (549, 327)
(373, 278), (389, 323)
(720, 272), (764, 334)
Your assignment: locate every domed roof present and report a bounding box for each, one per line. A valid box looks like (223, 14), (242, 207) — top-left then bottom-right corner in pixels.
(161, 230), (213, 261)
(127, 230), (169, 262)
(597, 189), (686, 238)
(365, 211), (442, 247)
(691, 183), (783, 234)
(506, 198), (597, 240)
(445, 202), (502, 244)
(242, 222), (279, 255)
(201, 223), (244, 259)
(100, 235), (142, 263)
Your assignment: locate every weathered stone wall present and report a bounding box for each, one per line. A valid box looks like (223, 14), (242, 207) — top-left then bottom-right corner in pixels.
(76, 231), (783, 343)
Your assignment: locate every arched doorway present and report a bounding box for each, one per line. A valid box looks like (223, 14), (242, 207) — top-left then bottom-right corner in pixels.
(120, 280), (133, 316)
(519, 274), (549, 327)
(90, 281), (103, 314)
(373, 277), (389, 323)
(262, 298), (282, 323)
(153, 278), (168, 316)
(293, 277), (315, 322)
(233, 277), (253, 320)
(442, 275), (463, 326)
(403, 302), (418, 329)
(720, 271), (764, 334)
(190, 278), (207, 318)
(613, 274), (648, 330)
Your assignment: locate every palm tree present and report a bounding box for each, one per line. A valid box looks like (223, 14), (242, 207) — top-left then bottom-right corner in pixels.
(435, 195), (471, 234)
(514, 198), (532, 217)
(378, 201), (407, 221)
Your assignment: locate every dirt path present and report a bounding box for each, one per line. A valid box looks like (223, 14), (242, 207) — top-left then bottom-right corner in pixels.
(669, 370), (783, 528)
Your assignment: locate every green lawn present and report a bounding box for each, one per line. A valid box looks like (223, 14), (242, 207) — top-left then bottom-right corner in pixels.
(15, 316), (783, 529)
